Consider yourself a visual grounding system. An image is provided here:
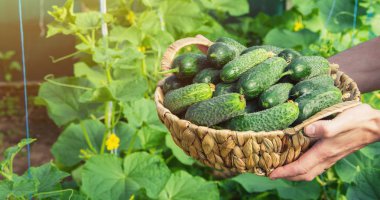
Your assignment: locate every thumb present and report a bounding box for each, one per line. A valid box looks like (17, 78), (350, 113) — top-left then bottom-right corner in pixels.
(304, 120), (336, 138)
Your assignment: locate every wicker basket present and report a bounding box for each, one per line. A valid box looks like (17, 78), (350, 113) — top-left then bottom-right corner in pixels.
(154, 35), (361, 176)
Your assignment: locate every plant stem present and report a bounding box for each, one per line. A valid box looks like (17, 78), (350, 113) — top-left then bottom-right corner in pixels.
(100, 101), (114, 154)
(80, 121), (97, 153)
(50, 51), (81, 63)
(159, 68), (178, 74)
(44, 74), (92, 90)
(33, 189), (74, 199)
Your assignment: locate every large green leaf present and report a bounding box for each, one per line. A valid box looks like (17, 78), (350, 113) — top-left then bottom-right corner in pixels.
(347, 169), (380, 200)
(28, 163), (69, 193)
(11, 176), (39, 198)
(75, 11), (102, 33)
(317, 0), (365, 33)
(51, 120), (105, 167)
(0, 181), (12, 199)
(165, 134), (195, 165)
(264, 28), (319, 49)
(199, 0), (249, 16)
(158, 170), (219, 200)
(159, 0), (203, 37)
(74, 62), (107, 88)
(82, 153), (171, 200)
(360, 142), (380, 159)
(108, 78), (148, 103)
(36, 77), (101, 126)
(292, 0), (317, 16)
(233, 173), (321, 200)
(361, 91), (380, 110)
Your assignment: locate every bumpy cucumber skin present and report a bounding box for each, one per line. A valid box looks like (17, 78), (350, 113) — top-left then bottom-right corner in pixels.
(193, 68), (221, 84)
(216, 37), (246, 52)
(288, 56), (330, 81)
(241, 45), (283, 55)
(185, 93), (246, 126)
(163, 76), (185, 93)
(172, 53), (208, 80)
(259, 83), (293, 108)
(238, 57), (288, 99)
(220, 49), (271, 83)
(164, 83), (214, 114)
(214, 82), (237, 97)
(207, 42), (237, 69)
(295, 87), (342, 123)
(226, 102), (299, 132)
(290, 75), (335, 98)
(278, 49), (301, 63)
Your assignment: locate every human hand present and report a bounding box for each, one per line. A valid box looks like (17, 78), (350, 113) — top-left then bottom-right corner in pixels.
(269, 104), (380, 181)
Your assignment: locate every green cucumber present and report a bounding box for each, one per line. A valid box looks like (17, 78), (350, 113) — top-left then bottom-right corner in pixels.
(226, 102), (299, 132)
(213, 82), (237, 97)
(278, 49), (301, 63)
(237, 57), (288, 99)
(220, 49), (273, 83)
(295, 87), (342, 123)
(193, 68), (221, 84)
(259, 83), (293, 108)
(241, 45), (283, 55)
(163, 76), (186, 93)
(185, 93), (246, 126)
(215, 37), (246, 52)
(285, 56), (330, 81)
(164, 83), (214, 114)
(164, 53), (209, 80)
(207, 42), (238, 69)
(290, 75), (335, 98)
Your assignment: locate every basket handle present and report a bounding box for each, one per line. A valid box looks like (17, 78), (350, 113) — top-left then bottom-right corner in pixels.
(161, 34), (214, 71)
(284, 100), (362, 135)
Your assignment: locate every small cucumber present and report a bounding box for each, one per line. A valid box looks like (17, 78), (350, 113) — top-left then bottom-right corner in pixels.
(163, 76), (186, 93)
(226, 102), (299, 132)
(259, 83), (293, 108)
(214, 82), (237, 97)
(295, 87), (342, 123)
(285, 56), (330, 81)
(241, 45), (283, 55)
(193, 68), (221, 84)
(290, 75), (335, 98)
(278, 49), (301, 63)
(220, 49), (273, 83)
(207, 42), (238, 69)
(164, 83), (214, 114)
(185, 93), (246, 126)
(215, 37), (246, 52)
(165, 53), (209, 80)
(237, 57), (288, 99)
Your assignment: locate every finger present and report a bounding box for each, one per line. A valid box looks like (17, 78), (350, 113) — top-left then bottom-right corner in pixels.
(284, 160), (335, 181)
(269, 138), (342, 179)
(304, 104), (374, 138)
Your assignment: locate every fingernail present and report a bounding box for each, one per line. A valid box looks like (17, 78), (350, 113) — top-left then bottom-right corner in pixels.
(305, 125), (315, 136)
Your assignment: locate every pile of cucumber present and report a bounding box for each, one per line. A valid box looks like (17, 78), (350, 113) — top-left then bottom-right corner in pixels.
(162, 37), (343, 132)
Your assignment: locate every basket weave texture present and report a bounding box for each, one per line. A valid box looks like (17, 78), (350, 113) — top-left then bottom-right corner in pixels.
(154, 36), (361, 176)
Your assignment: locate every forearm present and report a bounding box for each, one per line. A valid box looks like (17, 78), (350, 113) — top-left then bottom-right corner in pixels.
(328, 37), (380, 93)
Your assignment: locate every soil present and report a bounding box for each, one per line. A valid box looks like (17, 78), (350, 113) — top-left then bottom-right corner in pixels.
(0, 82), (61, 175)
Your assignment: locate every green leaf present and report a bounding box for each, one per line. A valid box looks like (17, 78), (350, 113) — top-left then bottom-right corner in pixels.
(46, 0), (76, 37)
(12, 176), (39, 198)
(114, 122), (141, 151)
(264, 28), (319, 49)
(165, 134), (194, 165)
(361, 91), (380, 110)
(0, 51), (15, 60)
(0, 181), (12, 199)
(334, 150), (377, 183)
(371, 14), (380, 35)
(82, 153), (171, 199)
(75, 11), (102, 33)
(37, 77), (101, 126)
(79, 86), (115, 103)
(317, 0), (365, 33)
(233, 173), (321, 200)
(74, 62), (107, 88)
(109, 26), (143, 45)
(158, 170), (219, 200)
(292, 0), (317, 16)
(52, 120), (106, 167)
(159, 0), (203, 37)
(200, 0), (249, 16)
(137, 124), (167, 149)
(1, 138), (36, 176)
(360, 142), (380, 159)
(28, 163), (69, 193)
(108, 78), (148, 103)
(347, 169), (380, 200)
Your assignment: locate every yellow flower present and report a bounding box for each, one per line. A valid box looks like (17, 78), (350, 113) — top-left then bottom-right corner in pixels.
(106, 133), (120, 151)
(127, 11), (136, 25)
(293, 18), (304, 32)
(138, 46), (146, 53)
